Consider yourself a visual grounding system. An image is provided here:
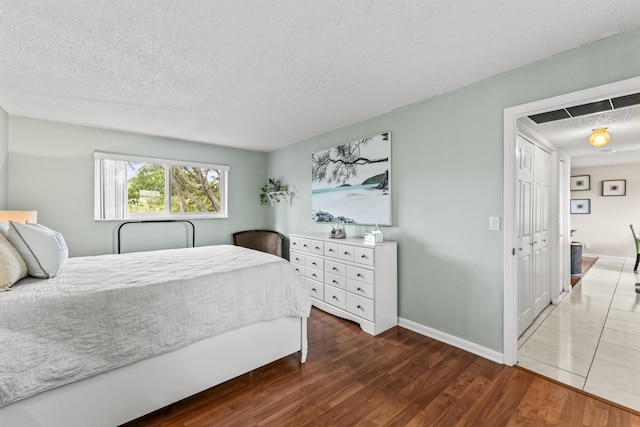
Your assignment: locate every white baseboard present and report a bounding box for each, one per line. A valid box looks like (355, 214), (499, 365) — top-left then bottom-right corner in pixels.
(398, 317), (504, 365)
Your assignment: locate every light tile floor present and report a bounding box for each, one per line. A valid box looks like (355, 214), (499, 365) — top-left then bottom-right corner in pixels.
(518, 257), (640, 412)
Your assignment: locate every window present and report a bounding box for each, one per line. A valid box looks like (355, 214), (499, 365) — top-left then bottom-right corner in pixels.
(94, 152), (229, 220)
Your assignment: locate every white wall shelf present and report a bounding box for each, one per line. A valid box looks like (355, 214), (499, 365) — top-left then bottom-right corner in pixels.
(266, 191), (291, 207)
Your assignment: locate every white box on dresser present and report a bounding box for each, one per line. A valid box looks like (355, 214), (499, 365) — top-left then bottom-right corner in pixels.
(289, 233), (397, 335)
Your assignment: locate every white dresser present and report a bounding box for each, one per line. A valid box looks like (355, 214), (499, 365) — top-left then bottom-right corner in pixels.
(289, 233), (397, 335)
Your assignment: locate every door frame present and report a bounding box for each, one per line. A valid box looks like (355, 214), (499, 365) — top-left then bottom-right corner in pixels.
(502, 75), (640, 366)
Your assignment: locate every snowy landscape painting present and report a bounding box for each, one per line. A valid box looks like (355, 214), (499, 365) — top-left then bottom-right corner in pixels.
(311, 132), (391, 225)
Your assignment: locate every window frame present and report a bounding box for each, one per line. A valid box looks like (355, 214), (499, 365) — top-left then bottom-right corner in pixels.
(94, 151), (229, 221)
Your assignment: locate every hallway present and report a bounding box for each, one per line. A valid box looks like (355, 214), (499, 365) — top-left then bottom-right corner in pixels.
(518, 257), (640, 412)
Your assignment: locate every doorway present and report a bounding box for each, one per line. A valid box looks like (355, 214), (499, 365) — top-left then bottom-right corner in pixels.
(503, 75), (640, 366)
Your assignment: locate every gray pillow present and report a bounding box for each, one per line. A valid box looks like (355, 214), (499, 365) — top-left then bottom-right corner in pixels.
(6, 221), (68, 278)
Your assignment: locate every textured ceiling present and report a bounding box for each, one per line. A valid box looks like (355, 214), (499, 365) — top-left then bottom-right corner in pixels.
(1, 1), (640, 152)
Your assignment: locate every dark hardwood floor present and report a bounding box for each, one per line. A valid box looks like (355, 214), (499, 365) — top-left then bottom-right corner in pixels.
(122, 308), (640, 426)
(571, 256), (599, 287)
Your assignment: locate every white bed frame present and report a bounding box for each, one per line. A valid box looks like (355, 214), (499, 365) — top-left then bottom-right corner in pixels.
(0, 316), (307, 427)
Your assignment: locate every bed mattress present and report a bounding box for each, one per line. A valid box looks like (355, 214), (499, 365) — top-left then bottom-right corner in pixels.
(0, 245), (310, 407)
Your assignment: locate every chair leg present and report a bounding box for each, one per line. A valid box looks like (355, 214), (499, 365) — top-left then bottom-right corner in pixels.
(635, 254), (640, 272)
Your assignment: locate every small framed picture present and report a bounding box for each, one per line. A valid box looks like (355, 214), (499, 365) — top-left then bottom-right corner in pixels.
(570, 175), (590, 191)
(570, 199), (591, 214)
(602, 179), (626, 196)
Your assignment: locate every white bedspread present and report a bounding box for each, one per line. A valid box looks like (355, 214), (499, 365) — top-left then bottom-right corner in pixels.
(0, 245), (310, 407)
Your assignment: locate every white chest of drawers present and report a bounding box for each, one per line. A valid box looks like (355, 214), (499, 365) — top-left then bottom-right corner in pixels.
(289, 233), (397, 335)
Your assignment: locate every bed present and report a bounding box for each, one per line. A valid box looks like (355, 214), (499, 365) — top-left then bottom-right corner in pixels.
(0, 244), (310, 427)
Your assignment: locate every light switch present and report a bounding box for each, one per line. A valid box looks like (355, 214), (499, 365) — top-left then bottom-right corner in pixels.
(489, 216), (500, 231)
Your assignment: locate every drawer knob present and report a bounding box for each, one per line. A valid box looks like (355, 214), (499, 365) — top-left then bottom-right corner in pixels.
(356, 305), (364, 310)
(303, 244), (308, 248)
(344, 251), (349, 255)
(312, 288), (317, 292)
(357, 287), (363, 292)
(315, 246), (320, 250)
(361, 254), (367, 258)
(329, 248), (334, 252)
(357, 273), (363, 277)
(332, 267), (338, 271)
(312, 273), (317, 278)
(312, 262), (317, 266)
(332, 296), (339, 300)
(332, 280), (338, 284)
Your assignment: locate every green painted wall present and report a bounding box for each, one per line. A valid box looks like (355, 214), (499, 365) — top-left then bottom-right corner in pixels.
(268, 28), (640, 352)
(8, 117), (269, 257)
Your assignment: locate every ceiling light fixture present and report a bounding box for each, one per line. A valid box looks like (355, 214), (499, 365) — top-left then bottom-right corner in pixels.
(589, 127), (610, 147)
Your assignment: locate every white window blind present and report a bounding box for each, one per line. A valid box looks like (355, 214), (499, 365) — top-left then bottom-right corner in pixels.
(94, 157), (128, 220)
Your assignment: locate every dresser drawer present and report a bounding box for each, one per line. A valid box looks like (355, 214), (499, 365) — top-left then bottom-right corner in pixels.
(338, 244), (355, 262)
(354, 247), (374, 266)
(347, 293), (374, 322)
(305, 255), (323, 270)
(305, 267), (323, 282)
(324, 284), (346, 310)
(290, 252), (305, 266)
(324, 260), (346, 276)
(307, 278), (324, 300)
(299, 238), (312, 252)
(324, 241), (338, 258)
(292, 264), (304, 276)
(289, 236), (301, 252)
(309, 240), (324, 256)
(324, 272), (346, 289)
(347, 280), (374, 299)
(347, 265), (374, 284)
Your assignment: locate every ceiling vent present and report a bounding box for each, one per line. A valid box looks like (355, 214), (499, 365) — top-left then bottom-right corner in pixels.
(565, 99), (612, 117)
(612, 92), (640, 109)
(528, 92), (640, 124)
(528, 109), (571, 124)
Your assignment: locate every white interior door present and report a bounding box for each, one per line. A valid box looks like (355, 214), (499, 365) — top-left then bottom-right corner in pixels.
(533, 146), (551, 317)
(517, 136), (551, 336)
(517, 136), (534, 336)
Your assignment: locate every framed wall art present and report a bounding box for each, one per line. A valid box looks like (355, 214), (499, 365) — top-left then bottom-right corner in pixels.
(602, 179), (626, 196)
(311, 132), (391, 225)
(570, 175), (590, 191)
(570, 199), (591, 214)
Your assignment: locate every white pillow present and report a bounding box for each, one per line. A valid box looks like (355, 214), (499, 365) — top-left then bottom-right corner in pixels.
(6, 221), (68, 279)
(0, 232), (28, 290)
(0, 222), (8, 236)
